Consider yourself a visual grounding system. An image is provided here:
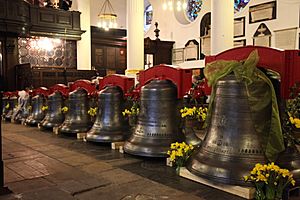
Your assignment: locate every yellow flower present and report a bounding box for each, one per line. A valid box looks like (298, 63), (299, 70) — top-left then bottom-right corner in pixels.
(291, 180), (296, 186)
(5, 103), (9, 109)
(41, 105), (48, 111)
(88, 107), (98, 117)
(290, 117), (295, 124)
(61, 106), (68, 113)
(245, 162), (296, 190)
(168, 142), (195, 168)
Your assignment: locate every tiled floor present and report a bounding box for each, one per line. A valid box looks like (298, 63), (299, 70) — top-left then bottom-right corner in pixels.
(0, 122), (297, 200)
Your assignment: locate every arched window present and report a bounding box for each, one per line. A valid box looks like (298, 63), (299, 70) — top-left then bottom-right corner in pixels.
(144, 4), (153, 33)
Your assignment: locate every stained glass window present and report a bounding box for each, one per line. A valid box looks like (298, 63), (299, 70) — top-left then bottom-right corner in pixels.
(144, 4), (153, 32)
(186, 0), (203, 22)
(234, 0), (250, 13)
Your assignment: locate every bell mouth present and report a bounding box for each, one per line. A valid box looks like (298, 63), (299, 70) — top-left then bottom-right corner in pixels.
(86, 130), (125, 143)
(123, 140), (169, 158)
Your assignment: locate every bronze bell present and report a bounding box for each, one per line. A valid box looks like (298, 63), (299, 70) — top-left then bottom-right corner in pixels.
(86, 86), (127, 142)
(124, 79), (183, 157)
(25, 94), (46, 126)
(58, 88), (92, 134)
(2, 96), (9, 118)
(186, 74), (271, 186)
(39, 91), (65, 130)
(13, 95), (31, 123)
(5, 96), (18, 121)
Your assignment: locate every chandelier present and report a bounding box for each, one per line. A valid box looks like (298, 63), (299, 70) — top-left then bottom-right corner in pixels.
(97, 0), (117, 31)
(162, 0), (187, 11)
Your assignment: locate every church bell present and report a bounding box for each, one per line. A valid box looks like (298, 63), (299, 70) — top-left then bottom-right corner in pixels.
(25, 94), (46, 126)
(2, 95), (9, 118)
(39, 91), (65, 130)
(58, 88), (92, 134)
(4, 96), (18, 121)
(86, 86), (127, 142)
(124, 79), (183, 157)
(186, 74), (270, 186)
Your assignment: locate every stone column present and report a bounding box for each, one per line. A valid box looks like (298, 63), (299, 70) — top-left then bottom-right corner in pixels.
(76, 0), (91, 70)
(126, 0), (144, 79)
(211, 0), (234, 55)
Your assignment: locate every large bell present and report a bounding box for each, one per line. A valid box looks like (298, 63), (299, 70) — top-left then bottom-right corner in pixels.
(39, 91), (65, 130)
(13, 94), (31, 123)
(186, 74), (270, 186)
(5, 96), (18, 121)
(2, 95), (9, 118)
(25, 94), (46, 126)
(58, 88), (92, 134)
(124, 79), (183, 157)
(86, 86), (127, 142)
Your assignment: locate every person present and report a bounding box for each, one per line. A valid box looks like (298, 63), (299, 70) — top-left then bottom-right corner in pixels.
(60, 0), (72, 11)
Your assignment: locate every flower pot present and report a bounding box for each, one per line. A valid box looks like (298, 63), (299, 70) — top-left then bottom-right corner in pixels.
(185, 119), (204, 130)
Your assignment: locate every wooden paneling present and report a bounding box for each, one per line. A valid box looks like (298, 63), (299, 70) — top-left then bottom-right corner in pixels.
(144, 37), (174, 65)
(0, 0), (84, 40)
(16, 65), (97, 89)
(91, 27), (127, 74)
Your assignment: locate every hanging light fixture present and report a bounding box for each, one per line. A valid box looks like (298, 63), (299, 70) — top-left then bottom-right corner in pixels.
(162, 0), (187, 11)
(97, 0), (117, 31)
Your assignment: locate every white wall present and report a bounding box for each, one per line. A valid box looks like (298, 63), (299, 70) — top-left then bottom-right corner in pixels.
(90, 0), (127, 29)
(74, 0), (299, 50)
(144, 0), (299, 51)
(234, 0), (300, 48)
(73, 0), (299, 69)
(144, 0), (212, 49)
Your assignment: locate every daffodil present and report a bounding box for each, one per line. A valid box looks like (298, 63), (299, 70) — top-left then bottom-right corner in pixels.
(88, 107), (98, 117)
(167, 141), (195, 170)
(61, 106), (68, 113)
(244, 162), (296, 199)
(41, 105), (48, 111)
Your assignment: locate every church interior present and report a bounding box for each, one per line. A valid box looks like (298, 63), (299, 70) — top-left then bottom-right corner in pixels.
(0, 0), (300, 199)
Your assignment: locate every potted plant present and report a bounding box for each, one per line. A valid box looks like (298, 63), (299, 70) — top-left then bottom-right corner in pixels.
(244, 162), (296, 200)
(167, 142), (194, 174)
(180, 106), (207, 130)
(122, 102), (139, 126)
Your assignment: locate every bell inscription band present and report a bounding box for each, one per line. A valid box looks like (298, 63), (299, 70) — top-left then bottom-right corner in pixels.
(124, 79), (183, 157)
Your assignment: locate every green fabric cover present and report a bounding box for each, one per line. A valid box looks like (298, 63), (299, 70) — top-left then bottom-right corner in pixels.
(204, 50), (285, 162)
